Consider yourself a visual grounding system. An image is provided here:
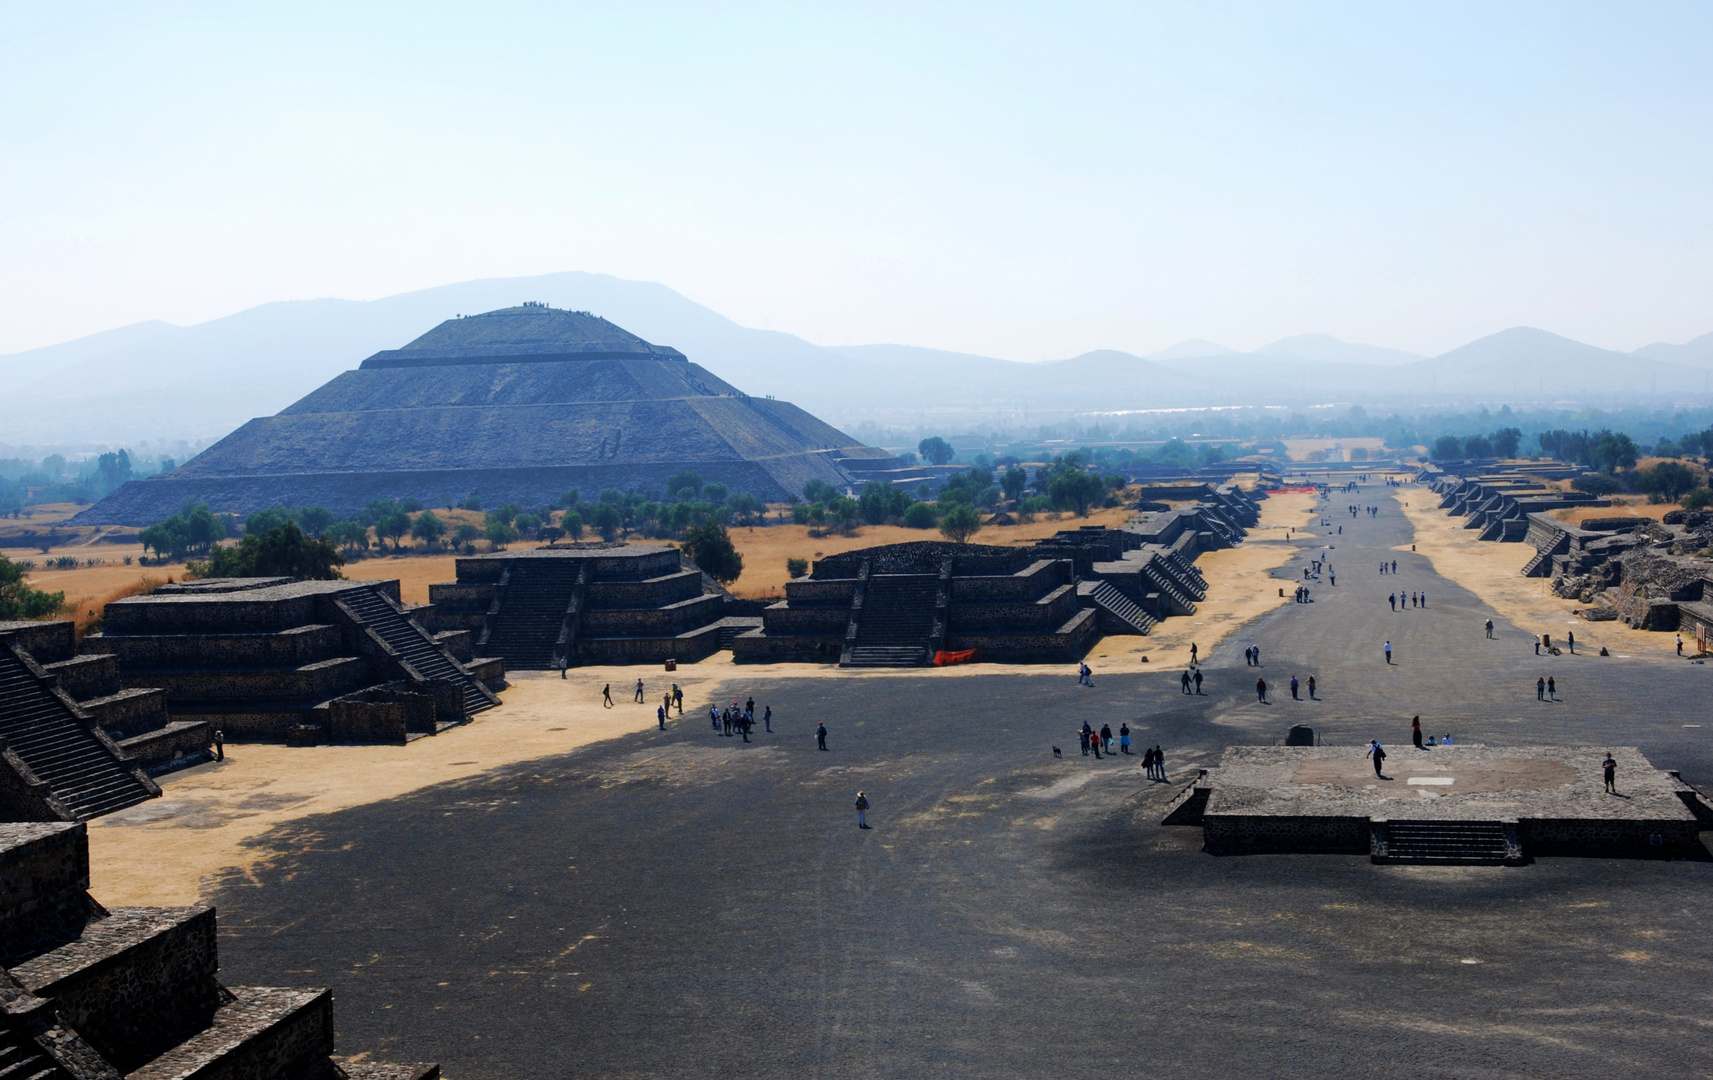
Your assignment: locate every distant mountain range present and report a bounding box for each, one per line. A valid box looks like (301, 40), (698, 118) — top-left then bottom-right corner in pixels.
(1, 270), (1708, 447)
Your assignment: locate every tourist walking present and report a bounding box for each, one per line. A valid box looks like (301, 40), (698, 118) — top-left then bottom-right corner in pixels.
(559, 655), (568, 679)
(1100, 724), (1114, 754)
(1078, 662), (1093, 686)
(1389, 593), (1396, 611)
(1193, 669), (1203, 694)
(1603, 752), (1617, 793)
(1153, 746), (1166, 781)
(1181, 670), (1192, 694)
(634, 678), (645, 703)
(1367, 740), (1387, 778)
(1190, 642), (1199, 665)
(816, 722), (829, 751)
(1412, 716), (1422, 749)
(1119, 723), (1131, 754)
(855, 791), (870, 829)
(1567, 631), (1574, 654)
(212, 729), (224, 762)
(1142, 745), (1155, 776)
(1307, 675), (1316, 699)
(602, 683), (613, 708)
(710, 705), (720, 731)
(1536, 676), (1545, 701)
(1420, 591), (1427, 608)
(1384, 641), (1392, 664)
(1290, 675), (1300, 700)
(1090, 730), (1102, 759)
(1485, 619), (1494, 639)
(1256, 676), (1268, 703)
(672, 684), (683, 714)
(1547, 676), (1556, 701)
(739, 712), (752, 742)
(763, 705), (772, 732)
(1252, 645), (1261, 667)
(657, 704), (666, 730)
(1079, 723), (1092, 756)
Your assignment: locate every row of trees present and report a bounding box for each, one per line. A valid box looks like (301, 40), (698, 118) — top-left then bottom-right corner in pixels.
(1429, 427), (1524, 462)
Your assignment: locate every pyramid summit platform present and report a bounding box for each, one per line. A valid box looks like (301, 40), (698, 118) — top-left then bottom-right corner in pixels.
(76, 304), (897, 524)
(1167, 744), (1709, 863)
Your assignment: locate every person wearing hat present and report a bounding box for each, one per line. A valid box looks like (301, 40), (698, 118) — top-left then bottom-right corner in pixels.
(854, 791), (870, 829)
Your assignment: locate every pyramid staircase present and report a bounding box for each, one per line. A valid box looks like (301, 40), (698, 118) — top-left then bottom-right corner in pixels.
(1080, 581), (1156, 635)
(1370, 819), (1521, 865)
(0, 644), (156, 821)
(842, 575), (939, 667)
(335, 588), (498, 716)
(1163, 550), (1207, 597)
(1520, 548), (1553, 577)
(1141, 561), (1198, 616)
(481, 559), (583, 670)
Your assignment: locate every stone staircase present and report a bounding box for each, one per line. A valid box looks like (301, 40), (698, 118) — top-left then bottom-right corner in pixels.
(0, 644), (156, 821)
(0, 1022), (59, 1080)
(1371, 819), (1519, 865)
(1163, 550), (1207, 597)
(1521, 549), (1552, 577)
(1142, 561), (1198, 616)
(1081, 581), (1156, 634)
(483, 559), (582, 669)
(843, 575), (939, 667)
(336, 588), (498, 715)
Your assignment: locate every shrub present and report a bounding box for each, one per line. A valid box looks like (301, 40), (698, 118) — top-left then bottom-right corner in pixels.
(1572, 473), (1622, 495)
(399, 497), (423, 513)
(1681, 488), (1713, 511)
(938, 504), (982, 543)
(460, 495), (483, 511)
(591, 503), (622, 541)
(902, 502), (937, 529)
(665, 471), (702, 500)
(683, 523), (744, 584)
(410, 510), (446, 547)
(786, 557), (809, 579)
(0, 555), (64, 619)
(559, 489), (581, 509)
(189, 523), (343, 580)
(803, 479), (839, 504)
(1638, 461), (1699, 504)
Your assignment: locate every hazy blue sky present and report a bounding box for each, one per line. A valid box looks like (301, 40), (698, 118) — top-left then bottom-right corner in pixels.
(3, 2), (1710, 359)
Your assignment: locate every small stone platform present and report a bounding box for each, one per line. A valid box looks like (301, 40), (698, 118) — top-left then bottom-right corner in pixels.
(1164, 745), (1710, 863)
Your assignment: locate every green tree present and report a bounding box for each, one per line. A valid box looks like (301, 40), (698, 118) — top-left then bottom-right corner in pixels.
(1046, 468), (1104, 516)
(1431, 435), (1464, 461)
(484, 521), (519, 549)
(325, 520), (370, 553)
(826, 496), (861, 533)
(1490, 427), (1523, 458)
(729, 492), (765, 526)
(918, 436), (954, 466)
(374, 508), (412, 550)
(786, 557), (809, 579)
(802, 478), (839, 504)
(902, 502), (937, 529)
(558, 488), (582, 509)
(1000, 466), (1028, 503)
(1638, 461), (1698, 503)
(683, 523), (744, 585)
(1681, 488), (1713, 510)
(591, 503), (622, 541)
(410, 509), (447, 547)
(701, 483), (728, 506)
(1572, 473), (1622, 495)
(297, 505), (336, 537)
(938, 503), (982, 543)
(452, 522), (482, 547)
(192, 523), (343, 580)
(1462, 434), (1494, 458)
(0, 555), (63, 619)
(561, 511), (584, 540)
(1593, 431), (1638, 473)
(513, 513), (541, 538)
(665, 471), (702, 500)
(246, 507), (295, 535)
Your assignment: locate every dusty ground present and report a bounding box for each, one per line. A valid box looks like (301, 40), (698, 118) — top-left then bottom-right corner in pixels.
(1551, 495), (1680, 525)
(1398, 495), (1688, 663)
(1280, 437), (1385, 461)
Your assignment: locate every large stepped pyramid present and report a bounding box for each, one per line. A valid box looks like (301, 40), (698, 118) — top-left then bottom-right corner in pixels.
(0, 822), (436, 1079)
(74, 304), (897, 525)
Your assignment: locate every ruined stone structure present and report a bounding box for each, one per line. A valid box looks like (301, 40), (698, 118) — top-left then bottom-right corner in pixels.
(1424, 468), (1610, 541)
(82, 578), (502, 743)
(424, 545), (739, 669)
(1163, 745), (1712, 863)
(0, 624), (162, 823)
(1520, 512), (1713, 641)
(734, 486), (1259, 666)
(73, 305), (898, 525)
(0, 820), (436, 1079)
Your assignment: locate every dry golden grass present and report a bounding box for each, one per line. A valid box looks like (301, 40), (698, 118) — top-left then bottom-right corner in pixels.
(1551, 496), (1677, 525)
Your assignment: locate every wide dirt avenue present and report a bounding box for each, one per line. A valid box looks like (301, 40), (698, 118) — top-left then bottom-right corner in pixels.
(209, 486), (1713, 1078)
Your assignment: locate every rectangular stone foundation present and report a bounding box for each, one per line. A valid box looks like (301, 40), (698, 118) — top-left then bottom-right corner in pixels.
(1182, 745), (1706, 862)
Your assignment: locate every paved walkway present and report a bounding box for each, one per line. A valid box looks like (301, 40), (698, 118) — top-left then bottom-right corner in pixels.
(213, 484), (1713, 1079)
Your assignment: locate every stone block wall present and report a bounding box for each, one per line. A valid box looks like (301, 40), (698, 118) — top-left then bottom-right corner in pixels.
(1202, 814), (1371, 855)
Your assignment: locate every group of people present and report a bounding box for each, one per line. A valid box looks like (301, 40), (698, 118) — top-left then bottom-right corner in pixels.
(1075, 721), (1166, 777)
(1350, 505), (1380, 518)
(709, 697), (772, 741)
(1388, 590), (1426, 609)
(1378, 559), (1398, 574)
